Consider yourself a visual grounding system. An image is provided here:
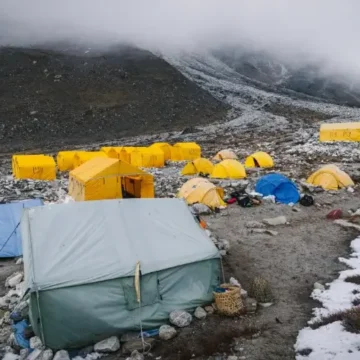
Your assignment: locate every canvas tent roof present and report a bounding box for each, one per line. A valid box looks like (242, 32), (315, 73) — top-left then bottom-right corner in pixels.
(0, 199), (43, 257)
(70, 157), (148, 182)
(21, 199), (219, 292)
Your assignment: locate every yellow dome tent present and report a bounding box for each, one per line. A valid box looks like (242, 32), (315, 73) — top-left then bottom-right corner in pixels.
(69, 157), (154, 201)
(130, 148), (165, 168)
(149, 143), (172, 161)
(73, 151), (108, 168)
(307, 165), (354, 190)
(213, 149), (238, 161)
(245, 151), (274, 168)
(181, 158), (214, 176)
(210, 159), (246, 179)
(57, 151), (78, 171)
(177, 178), (225, 209)
(171, 142), (201, 161)
(13, 155), (56, 180)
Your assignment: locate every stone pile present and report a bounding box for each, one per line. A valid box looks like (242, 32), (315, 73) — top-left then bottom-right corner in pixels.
(145, 163), (187, 198)
(0, 178), (68, 204)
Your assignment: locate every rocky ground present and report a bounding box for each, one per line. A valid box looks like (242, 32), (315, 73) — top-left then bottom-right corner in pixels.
(1, 44), (360, 360)
(0, 45), (228, 152)
(1, 119), (360, 360)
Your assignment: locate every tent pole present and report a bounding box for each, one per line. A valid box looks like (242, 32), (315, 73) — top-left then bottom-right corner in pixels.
(27, 211), (46, 345)
(135, 261), (151, 354)
(220, 258), (225, 284)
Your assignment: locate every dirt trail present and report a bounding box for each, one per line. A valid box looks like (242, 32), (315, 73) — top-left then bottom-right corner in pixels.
(205, 191), (359, 360)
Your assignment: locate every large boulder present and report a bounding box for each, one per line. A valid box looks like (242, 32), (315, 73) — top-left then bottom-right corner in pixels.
(169, 310), (192, 327)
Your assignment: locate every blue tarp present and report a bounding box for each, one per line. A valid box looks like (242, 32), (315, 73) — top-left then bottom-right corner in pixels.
(0, 199), (43, 257)
(12, 319), (30, 349)
(255, 173), (300, 205)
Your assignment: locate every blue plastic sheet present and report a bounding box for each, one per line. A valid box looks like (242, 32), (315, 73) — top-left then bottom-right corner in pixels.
(0, 199), (43, 257)
(12, 320), (30, 349)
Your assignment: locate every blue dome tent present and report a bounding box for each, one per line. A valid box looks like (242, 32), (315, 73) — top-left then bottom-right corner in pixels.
(0, 199), (43, 257)
(255, 173), (300, 205)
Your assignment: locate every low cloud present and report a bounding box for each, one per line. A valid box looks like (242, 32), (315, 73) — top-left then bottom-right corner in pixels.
(1, 0), (360, 78)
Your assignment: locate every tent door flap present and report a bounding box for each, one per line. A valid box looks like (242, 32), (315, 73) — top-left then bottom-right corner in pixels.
(121, 273), (160, 311)
(123, 176), (142, 198)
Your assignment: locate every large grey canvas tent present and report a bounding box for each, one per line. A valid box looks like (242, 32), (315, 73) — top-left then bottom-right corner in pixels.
(21, 198), (220, 349)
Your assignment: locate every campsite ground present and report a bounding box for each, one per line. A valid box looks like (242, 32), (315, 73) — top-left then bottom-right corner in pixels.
(144, 191), (358, 360)
(2, 44), (360, 360)
(1, 121), (360, 360)
(1, 166), (359, 360)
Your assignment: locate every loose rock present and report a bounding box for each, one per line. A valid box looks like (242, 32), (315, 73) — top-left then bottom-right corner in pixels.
(41, 349), (53, 360)
(126, 350), (144, 360)
(3, 354), (19, 360)
(53, 350), (70, 360)
(191, 203), (212, 215)
(122, 338), (154, 354)
(169, 310), (192, 327)
(205, 305), (215, 314)
(334, 219), (360, 231)
(5, 272), (23, 288)
(94, 336), (120, 353)
(262, 216), (287, 226)
(244, 297), (257, 314)
(159, 325), (177, 340)
(259, 302), (273, 308)
(77, 345), (94, 358)
(250, 229), (278, 236)
(19, 349), (30, 360)
(262, 195), (276, 203)
(245, 221), (265, 229)
(30, 336), (43, 350)
(194, 307), (207, 320)
(314, 282), (325, 291)
(217, 239), (230, 251)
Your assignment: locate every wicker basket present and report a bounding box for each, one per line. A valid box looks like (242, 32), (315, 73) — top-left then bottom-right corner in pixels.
(213, 283), (244, 316)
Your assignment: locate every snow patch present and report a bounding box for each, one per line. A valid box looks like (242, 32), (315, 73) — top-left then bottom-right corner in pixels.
(295, 321), (360, 360)
(295, 236), (360, 359)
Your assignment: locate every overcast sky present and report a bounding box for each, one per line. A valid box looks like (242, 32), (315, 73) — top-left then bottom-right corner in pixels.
(1, 0), (359, 77)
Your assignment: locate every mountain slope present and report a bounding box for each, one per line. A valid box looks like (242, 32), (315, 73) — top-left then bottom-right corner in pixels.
(0, 45), (228, 152)
(213, 49), (360, 107)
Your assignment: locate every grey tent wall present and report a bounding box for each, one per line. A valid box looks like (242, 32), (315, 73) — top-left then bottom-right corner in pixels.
(29, 258), (221, 349)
